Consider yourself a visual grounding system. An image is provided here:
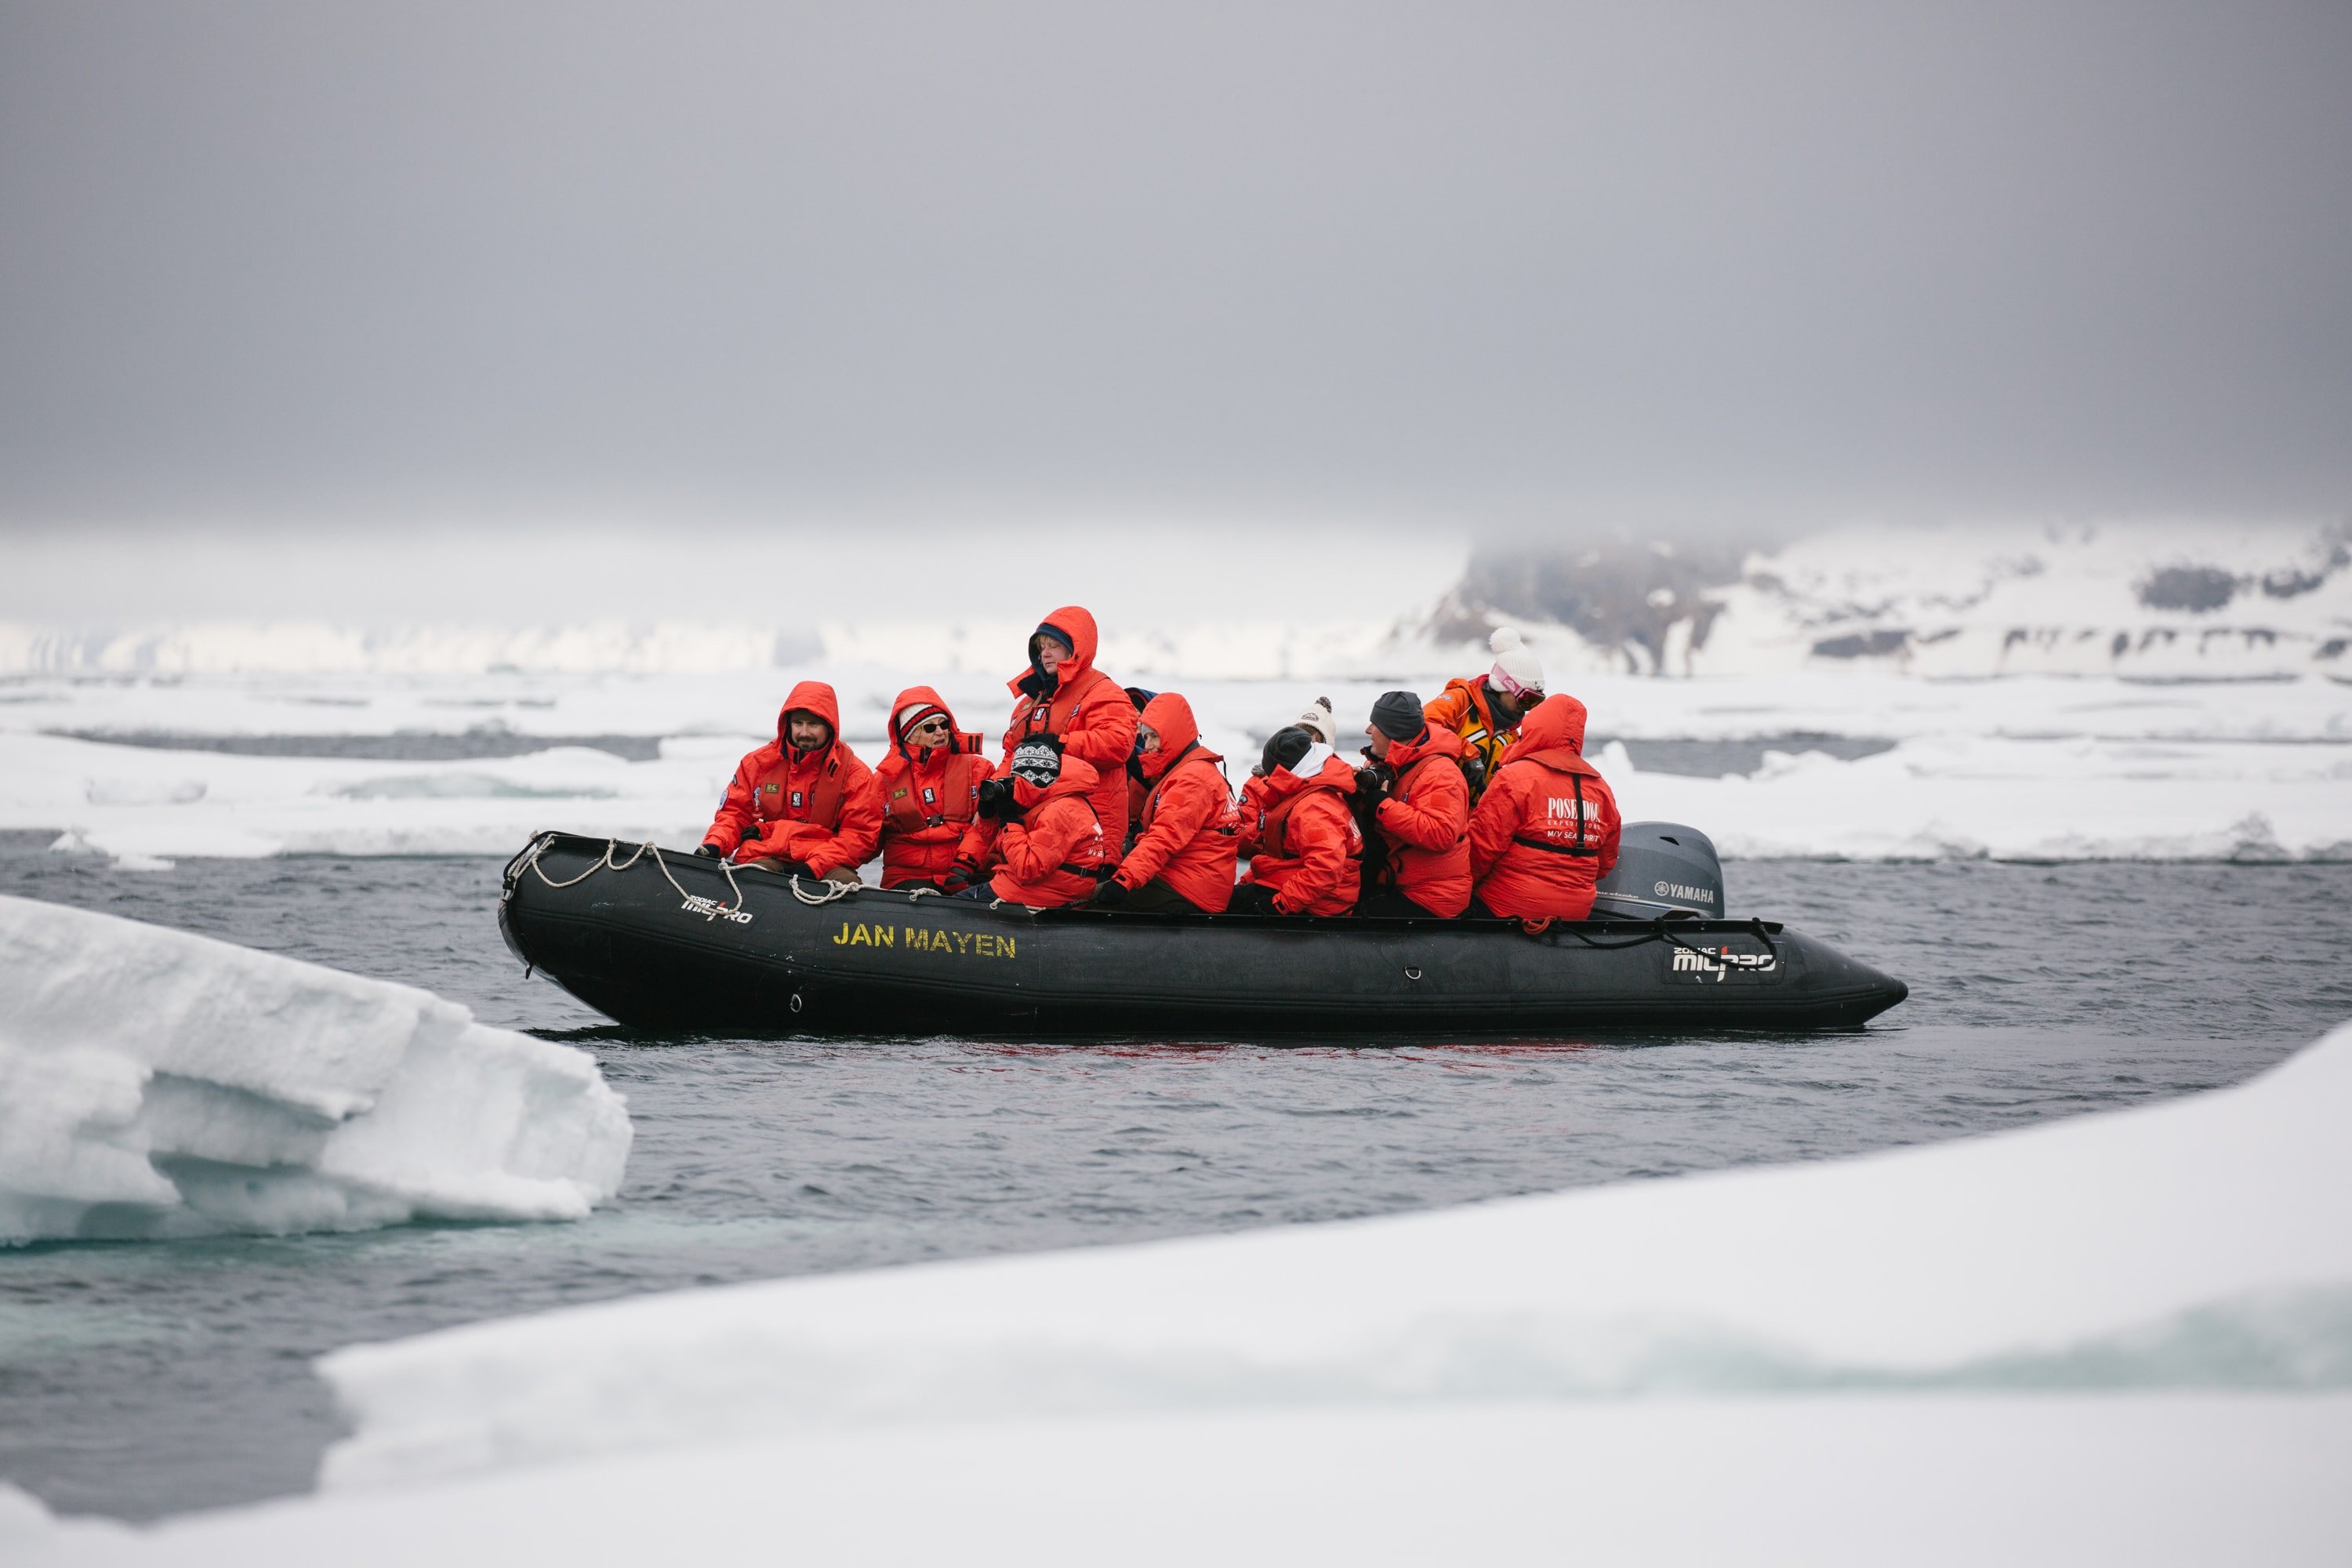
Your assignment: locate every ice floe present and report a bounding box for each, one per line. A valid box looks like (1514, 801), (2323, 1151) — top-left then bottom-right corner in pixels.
(0, 895), (630, 1243)
(13, 1022), (2347, 1564)
(305, 1019), (2352, 1489)
(2, 668), (2343, 863)
(1596, 733), (2352, 862)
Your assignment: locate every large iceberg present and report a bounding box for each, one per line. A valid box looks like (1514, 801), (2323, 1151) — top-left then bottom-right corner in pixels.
(0, 895), (630, 1243)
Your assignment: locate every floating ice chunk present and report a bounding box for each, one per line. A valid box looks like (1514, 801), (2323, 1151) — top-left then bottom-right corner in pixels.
(328, 772), (621, 800)
(0, 895), (630, 1243)
(314, 1022), (2352, 1492)
(82, 779), (204, 806)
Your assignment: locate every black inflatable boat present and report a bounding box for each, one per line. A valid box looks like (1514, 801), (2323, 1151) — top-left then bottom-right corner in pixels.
(498, 826), (1907, 1037)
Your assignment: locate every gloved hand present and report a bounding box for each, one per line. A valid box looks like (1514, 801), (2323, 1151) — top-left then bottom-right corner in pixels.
(1090, 878), (1131, 909)
(1461, 755), (1487, 793)
(695, 843), (723, 858)
(822, 866), (862, 887)
(758, 856), (815, 877)
(941, 858), (984, 894)
(1227, 883), (1279, 916)
(975, 778), (1018, 821)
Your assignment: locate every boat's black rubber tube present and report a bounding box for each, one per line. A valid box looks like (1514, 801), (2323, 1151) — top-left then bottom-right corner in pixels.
(499, 832), (1908, 1039)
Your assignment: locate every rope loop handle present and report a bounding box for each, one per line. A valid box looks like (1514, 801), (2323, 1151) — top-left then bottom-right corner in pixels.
(513, 834), (753, 916)
(788, 873), (859, 906)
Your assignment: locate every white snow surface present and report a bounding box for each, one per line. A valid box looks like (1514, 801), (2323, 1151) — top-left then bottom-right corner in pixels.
(301, 1018), (2352, 1490)
(13, 1398), (2350, 1566)
(13, 1022), (2348, 1565)
(5, 521), (2349, 864)
(2, 666), (2345, 863)
(0, 895), (630, 1243)
(1679, 519), (2352, 680)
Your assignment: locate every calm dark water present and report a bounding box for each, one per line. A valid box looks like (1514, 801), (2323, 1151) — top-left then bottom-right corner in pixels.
(2, 852), (2348, 1521)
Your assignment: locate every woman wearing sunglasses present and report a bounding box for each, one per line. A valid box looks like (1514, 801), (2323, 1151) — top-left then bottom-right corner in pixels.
(873, 686), (997, 892)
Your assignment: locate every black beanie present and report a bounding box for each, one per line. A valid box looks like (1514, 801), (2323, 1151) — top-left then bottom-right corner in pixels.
(1370, 690), (1426, 742)
(1260, 726), (1314, 776)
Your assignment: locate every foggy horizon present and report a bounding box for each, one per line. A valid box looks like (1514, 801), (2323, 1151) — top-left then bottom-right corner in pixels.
(5, 1), (2349, 538)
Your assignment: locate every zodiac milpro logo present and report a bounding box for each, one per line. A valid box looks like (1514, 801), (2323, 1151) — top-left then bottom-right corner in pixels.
(833, 920), (1018, 960)
(1670, 943), (1775, 982)
(679, 893), (753, 925)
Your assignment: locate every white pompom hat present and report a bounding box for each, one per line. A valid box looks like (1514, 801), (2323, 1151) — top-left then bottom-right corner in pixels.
(1487, 627), (1544, 699)
(1294, 695), (1339, 746)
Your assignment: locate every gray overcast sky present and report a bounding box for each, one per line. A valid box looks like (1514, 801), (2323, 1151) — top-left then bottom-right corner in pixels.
(3, 0), (2348, 535)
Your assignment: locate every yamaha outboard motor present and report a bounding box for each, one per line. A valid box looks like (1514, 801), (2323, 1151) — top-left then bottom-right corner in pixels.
(1592, 822), (1724, 920)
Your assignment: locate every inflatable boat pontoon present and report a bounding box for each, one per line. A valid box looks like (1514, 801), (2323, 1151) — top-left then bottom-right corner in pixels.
(498, 827), (1907, 1037)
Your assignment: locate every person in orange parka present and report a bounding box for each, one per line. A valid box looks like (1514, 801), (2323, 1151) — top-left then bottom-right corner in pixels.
(964, 740), (1109, 908)
(1094, 691), (1238, 913)
(975, 607), (1137, 871)
(1425, 626), (1546, 804)
(1468, 692), (1623, 920)
(1353, 689), (1474, 918)
(1232, 721), (1362, 916)
(871, 686), (996, 891)
(697, 681), (882, 884)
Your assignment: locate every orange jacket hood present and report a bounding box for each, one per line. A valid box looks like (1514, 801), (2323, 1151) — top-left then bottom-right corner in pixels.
(1498, 694), (1588, 765)
(1010, 605), (1102, 697)
(777, 680), (844, 753)
(885, 684), (964, 757)
(1010, 751), (1102, 812)
(1134, 691), (1206, 781)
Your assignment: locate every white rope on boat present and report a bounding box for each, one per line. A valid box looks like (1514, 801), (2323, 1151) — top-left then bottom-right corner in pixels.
(521, 837), (648, 888)
(519, 834), (760, 915)
(786, 873), (860, 906)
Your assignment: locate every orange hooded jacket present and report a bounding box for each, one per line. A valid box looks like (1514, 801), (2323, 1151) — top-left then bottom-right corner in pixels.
(1240, 753), (1361, 915)
(993, 606), (1136, 867)
(1116, 692), (1238, 911)
(1468, 694), (1622, 919)
(989, 753), (1109, 908)
(702, 681), (883, 877)
(1370, 722), (1473, 916)
(873, 685), (996, 888)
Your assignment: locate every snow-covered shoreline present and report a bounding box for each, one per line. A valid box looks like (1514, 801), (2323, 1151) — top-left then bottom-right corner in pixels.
(8, 519), (2346, 684)
(5, 522), (2347, 866)
(4, 668), (2344, 866)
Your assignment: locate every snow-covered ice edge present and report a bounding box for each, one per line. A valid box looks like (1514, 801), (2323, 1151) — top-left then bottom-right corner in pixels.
(5, 668), (2348, 865)
(303, 1017), (2352, 1490)
(11, 1020), (2348, 1566)
(0, 895), (631, 1243)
